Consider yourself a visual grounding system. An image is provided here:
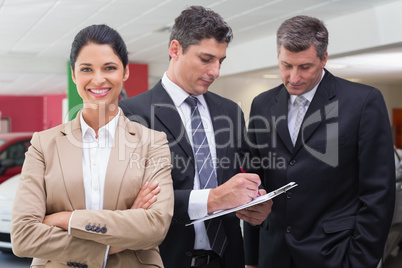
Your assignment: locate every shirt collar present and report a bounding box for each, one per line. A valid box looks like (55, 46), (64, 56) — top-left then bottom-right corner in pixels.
(289, 69), (325, 105)
(80, 109), (120, 140)
(161, 72), (208, 109)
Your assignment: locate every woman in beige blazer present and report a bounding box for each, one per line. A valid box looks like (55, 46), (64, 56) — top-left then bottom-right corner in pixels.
(11, 24), (174, 268)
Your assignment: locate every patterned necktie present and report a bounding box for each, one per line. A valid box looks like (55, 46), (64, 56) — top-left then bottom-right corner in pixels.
(292, 95), (309, 145)
(185, 96), (227, 256)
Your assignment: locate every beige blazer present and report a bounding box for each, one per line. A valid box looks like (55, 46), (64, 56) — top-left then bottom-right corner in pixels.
(11, 111), (174, 268)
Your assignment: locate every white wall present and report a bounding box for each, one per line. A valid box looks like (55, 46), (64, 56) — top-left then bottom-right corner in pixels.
(210, 75), (281, 123)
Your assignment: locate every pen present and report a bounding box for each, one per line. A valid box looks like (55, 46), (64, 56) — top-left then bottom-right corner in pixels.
(240, 167), (261, 196)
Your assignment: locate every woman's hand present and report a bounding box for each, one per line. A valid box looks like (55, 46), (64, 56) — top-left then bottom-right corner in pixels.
(131, 181), (160, 209)
(109, 246), (125, 255)
(43, 211), (72, 230)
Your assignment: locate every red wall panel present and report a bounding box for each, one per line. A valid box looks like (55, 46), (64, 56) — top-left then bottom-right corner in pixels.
(43, 94), (66, 129)
(394, 109), (402, 148)
(123, 63), (148, 98)
(0, 96), (43, 132)
(0, 94), (66, 132)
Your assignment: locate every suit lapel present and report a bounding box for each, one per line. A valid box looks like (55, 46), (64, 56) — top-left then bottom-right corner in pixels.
(293, 70), (337, 153)
(103, 114), (139, 210)
(56, 114), (86, 210)
(271, 86), (293, 153)
(152, 83), (194, 159)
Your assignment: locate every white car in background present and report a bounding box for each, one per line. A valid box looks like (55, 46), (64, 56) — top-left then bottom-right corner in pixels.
(0, 173), (20, 252)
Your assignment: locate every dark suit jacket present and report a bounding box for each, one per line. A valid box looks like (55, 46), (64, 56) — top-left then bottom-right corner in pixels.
(119, 81), (247, 268)
(243, 70), (395, 268)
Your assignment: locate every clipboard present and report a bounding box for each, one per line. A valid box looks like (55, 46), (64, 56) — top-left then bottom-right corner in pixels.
(186, 182), (298, 226)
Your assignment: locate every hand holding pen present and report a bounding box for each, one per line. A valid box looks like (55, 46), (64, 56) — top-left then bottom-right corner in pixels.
(236, 167), (272, 225)
(240, 167), (261, 196)
(207, 168), (261, 213)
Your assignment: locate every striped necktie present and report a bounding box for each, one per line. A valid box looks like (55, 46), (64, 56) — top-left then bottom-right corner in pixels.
(185, 96), (227, 256)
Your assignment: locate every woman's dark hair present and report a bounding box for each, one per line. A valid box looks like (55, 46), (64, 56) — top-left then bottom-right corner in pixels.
(70, 24), (128, 71)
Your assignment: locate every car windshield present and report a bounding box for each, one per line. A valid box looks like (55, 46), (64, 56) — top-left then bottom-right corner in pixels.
(0, 139), (6, 147)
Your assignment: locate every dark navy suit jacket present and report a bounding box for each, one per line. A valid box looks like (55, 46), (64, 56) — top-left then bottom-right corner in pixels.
(243, 70), (395, 268)
(119, 81), (248, 268)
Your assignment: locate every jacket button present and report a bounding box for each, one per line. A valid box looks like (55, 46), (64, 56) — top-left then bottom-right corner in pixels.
(85, 225), (91, 231)
(100, 227), (107, 233)
(95, 226), (101, 233)
(286, 192), (292, 199)
(289, 160), (296, 166)
(186, 251), (192, 257)
(91, 225), (97, 231)
(67, 262), (73, 267)
(286, 226), (292, 233)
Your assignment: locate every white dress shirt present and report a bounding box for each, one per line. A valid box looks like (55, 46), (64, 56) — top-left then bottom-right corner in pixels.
(69, 110), (120, 267)
(288, 70), (325, 136)
(162, 72), (216, 250)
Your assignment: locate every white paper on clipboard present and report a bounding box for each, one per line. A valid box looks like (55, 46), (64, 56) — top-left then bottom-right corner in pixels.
(186, 182), (298, 226)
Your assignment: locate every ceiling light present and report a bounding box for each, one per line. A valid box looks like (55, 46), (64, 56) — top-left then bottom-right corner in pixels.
(346, 78), (361, 83)
(327, 63), (347, 69)
(263, 74), (280, 79)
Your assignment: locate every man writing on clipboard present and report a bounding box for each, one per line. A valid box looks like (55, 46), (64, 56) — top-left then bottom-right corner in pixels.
(120, 6), (273, 268)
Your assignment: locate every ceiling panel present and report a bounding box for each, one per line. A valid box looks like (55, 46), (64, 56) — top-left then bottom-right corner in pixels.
(0, 0), (401, 95)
